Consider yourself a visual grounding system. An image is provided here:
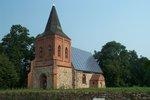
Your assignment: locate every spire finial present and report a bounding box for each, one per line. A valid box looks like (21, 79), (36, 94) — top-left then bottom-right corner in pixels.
(52, 0), (55, 6)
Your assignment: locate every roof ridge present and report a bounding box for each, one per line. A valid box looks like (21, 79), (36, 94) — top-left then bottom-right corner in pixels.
(72, 47), (92, 54)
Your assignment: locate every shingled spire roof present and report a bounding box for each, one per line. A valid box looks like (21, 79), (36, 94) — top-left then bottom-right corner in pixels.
(43, 5), (70, 39)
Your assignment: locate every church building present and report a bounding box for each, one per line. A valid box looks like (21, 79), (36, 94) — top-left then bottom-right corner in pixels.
(28, 5), (105, 89)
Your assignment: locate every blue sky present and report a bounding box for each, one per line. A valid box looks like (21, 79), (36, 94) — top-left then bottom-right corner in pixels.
(0, 0), (150, 58)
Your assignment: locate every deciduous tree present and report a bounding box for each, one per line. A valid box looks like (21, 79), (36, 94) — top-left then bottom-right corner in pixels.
(1, 25), (35, 87)
(0, 54), (19, 88)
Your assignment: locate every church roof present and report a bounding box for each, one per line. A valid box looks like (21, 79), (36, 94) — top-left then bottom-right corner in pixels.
(72, 47), (103, 73)
(38, 6), (70, 39)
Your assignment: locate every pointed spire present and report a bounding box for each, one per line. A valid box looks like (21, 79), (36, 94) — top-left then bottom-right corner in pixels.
(44, 5), (70, 40)
(44, 5), (62, 34)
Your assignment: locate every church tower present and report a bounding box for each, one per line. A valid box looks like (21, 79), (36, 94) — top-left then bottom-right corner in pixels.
(28, 5), (72, 89)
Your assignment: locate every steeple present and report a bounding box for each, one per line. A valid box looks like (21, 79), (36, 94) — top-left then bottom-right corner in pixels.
(44, 5), (70, 40)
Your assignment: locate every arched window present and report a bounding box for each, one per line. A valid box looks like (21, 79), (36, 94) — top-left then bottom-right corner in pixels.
(82, 74), (86, 84)
(48, 45), (52, 55)
(58, 45), (61, 57)
(39, 47), (43, 58)
(65, 47), (68, 58)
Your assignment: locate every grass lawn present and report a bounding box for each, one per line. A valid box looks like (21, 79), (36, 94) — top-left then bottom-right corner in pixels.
(0, 87), (149, 100)
(0, 87), (150, 94)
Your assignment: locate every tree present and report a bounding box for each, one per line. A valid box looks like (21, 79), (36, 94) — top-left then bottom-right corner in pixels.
(127, 50), (139, 86)
(0, 54), (19, 88)
(94, 41), (128, 86)
(0, 43), (3, 54)
(94, 41), (150, 87)
(1, 25), (35, 87)
(94, 41), (133, 87)
(137, 57), (150, 86)
(143, 60), (150, 86)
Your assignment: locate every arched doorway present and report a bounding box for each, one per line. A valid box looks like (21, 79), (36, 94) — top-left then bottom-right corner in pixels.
(39, 74), (47, 89)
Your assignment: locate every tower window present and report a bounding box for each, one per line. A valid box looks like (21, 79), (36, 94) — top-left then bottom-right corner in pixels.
(65, 47), (68, 58)
(82, 74), (86, 84)
(39, 47), (43, 58)
(48, 45), (52, 54)
(58, 45), (61, 57)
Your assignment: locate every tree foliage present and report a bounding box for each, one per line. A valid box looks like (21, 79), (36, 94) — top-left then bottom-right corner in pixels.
(0, 54), (19, 88)
(94, 41), (150, 87)
(136, 57), (150, 86)
(0, 43), (4, 55)
(1, 25), (35, 87)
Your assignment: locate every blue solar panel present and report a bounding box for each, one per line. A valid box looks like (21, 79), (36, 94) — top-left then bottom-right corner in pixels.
(71, 47), (102, 73)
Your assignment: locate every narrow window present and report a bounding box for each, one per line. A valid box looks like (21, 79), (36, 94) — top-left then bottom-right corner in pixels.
(65, 47), (68, 58)
(48, 45), (52, 55)
(82, 74), (86, 84)
(39, 47), (43, 58)
(93, 81), (95, 85)
(58, 45), (61, 57)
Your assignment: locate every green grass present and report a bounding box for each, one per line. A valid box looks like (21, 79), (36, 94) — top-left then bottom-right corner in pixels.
(0, 87), (149, 100)
(0, 87), (150, 94)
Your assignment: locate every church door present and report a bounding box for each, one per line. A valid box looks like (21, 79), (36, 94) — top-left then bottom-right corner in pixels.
(39, 74), (47, 89)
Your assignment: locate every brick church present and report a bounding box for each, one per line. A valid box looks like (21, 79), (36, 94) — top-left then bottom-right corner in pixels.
(28, 5), (105, 89)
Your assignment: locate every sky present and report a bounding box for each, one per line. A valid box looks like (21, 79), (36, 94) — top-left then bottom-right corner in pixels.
(0, 0), (150, 58)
